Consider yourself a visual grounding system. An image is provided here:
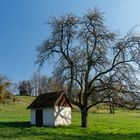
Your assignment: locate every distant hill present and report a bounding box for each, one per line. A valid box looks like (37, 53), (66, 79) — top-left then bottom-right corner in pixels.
(15, 96), (35, 105)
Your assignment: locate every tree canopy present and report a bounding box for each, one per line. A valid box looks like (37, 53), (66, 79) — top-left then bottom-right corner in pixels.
(36, 8), (140, 127)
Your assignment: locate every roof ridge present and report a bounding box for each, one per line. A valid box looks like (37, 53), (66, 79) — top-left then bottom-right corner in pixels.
(55, 92), (64, 105)
(27, 91), (72, 109)
(41, 90), (64, 95)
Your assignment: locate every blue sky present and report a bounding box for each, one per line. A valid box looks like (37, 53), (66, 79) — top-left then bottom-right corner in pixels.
(1, 0), (140, 82)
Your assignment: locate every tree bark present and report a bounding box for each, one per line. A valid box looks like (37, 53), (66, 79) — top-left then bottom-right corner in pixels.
(109, 102), (115, 114)
(81, 107), (88, 128)
(112, 103), (115, 114)
(109, 103), (113, 114)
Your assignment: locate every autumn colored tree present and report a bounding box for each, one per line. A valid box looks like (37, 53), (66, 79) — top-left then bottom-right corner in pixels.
(0, 79), (10, 101)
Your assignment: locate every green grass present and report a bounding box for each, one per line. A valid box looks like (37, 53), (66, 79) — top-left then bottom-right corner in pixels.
(0, 96), (140, 140)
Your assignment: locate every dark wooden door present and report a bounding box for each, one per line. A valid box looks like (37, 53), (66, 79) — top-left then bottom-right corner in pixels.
(36, 109), (43, 127)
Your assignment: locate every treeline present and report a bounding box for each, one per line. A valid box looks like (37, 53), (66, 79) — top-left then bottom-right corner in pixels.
(18, 72), (64, 96)
(0, 72), (64, 103)
(18, 71), (140, 113)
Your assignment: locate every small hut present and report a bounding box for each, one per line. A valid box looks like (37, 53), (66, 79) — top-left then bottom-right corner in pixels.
(27, 91), (72, 127)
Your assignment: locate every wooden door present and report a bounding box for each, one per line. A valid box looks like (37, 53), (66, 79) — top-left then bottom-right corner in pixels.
(36, 109), (43, 127)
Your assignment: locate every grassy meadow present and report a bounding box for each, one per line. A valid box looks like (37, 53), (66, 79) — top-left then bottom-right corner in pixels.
(0, 96), (140, 140)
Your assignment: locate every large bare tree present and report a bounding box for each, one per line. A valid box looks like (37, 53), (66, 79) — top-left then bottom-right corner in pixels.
(36, 8), (140, 127)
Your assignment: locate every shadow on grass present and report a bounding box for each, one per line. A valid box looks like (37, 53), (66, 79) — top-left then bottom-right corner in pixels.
(0, 121), (31, 128)
(0, 121), (140, 140)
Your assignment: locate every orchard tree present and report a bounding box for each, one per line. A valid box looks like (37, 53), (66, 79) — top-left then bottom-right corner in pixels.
(36, 8), (140, 127)
(18, 81), (32, 96)
(95, 69), (140, 113)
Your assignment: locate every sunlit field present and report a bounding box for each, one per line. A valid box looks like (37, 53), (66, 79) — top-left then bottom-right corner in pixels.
(0, 96), (140, 140)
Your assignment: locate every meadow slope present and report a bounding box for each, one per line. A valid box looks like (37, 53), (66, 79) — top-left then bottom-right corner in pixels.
(0, 96), (140, 140)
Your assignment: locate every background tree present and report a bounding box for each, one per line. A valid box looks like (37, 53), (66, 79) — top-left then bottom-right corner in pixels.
(0, 74), (15, 103)
(18, 80), (32, 96)
(31, 72), (64, 96)
(48, 70), (64, 91)
(0, 81), (10, 101)
(31, 72), (49, 96)
(36, 8), (140, 127)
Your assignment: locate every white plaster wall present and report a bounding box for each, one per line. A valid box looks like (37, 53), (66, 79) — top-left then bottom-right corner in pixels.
(30, 107), (71, 126)
(54, 106), (71, 126)
(31, 109), (36, 125)
(43, 108), (55, 126)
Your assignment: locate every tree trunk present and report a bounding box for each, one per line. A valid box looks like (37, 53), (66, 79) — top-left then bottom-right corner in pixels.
(109, 102), (115, 114)
(109, 103), (113, 114)
(109, 96), (115, 114)
(81, 107), (88, 128)
(112, 103), (115, 114)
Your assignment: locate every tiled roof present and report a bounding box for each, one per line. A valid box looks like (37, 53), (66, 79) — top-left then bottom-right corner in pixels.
(27, 91), (72, 109)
